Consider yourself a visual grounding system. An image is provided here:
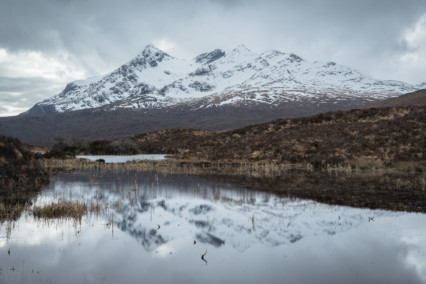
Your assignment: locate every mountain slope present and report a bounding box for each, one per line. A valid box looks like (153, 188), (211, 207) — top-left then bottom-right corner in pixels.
(131, 105), (426, 166)
(2, 100), (358, 145)
(363, 89), (426, 108)
(26, 44), (421, 114)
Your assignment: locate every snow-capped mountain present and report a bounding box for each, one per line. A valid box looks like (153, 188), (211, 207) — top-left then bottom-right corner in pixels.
(27, 44), (421, 114)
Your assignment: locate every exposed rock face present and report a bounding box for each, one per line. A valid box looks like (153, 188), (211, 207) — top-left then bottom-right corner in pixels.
(195, 49), (226, 64)
(25, 44), (422, 115)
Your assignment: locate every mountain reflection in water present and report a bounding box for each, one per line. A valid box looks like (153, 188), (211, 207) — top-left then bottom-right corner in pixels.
(0, 170), (425, 284)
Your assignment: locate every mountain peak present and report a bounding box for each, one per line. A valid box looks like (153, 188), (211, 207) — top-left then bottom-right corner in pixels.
(231, 44), (252, 54)
(143, 44), (162, 52)
(24, 44), (418, 116)
(129, 44), (171, 68)
(140, 44), (169, 57)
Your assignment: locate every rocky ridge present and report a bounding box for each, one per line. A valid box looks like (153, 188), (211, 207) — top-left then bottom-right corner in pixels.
(26, 44), (422, 115)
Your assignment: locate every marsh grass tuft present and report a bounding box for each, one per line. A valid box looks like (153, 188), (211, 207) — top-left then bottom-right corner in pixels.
(32, 199), (101, 219)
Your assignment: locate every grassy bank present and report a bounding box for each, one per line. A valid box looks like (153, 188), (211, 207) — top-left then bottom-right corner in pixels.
(32, 199), (104, 220)
(44, 106), (425, 171)
(131, 106), (425, 168)
(41, 158), (426, 213)
(0, 136), (49, 221)
(42, 157), (425, 177)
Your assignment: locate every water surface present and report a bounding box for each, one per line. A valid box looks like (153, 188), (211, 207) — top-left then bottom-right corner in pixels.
(0, 169), (425, 284)
(76, 154), (167, 163)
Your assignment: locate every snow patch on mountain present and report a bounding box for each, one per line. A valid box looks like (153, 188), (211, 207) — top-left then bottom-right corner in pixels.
(26, 44), (422, 114)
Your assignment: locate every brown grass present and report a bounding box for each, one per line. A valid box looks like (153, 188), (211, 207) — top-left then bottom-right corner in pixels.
(32, 198), (104, 220)
(40, 158), (426, 212)
(130, 106), (425, 169)
(32, 200), (88, 219)
(0, 136), (49, 222)
(42, 155), (425, 179)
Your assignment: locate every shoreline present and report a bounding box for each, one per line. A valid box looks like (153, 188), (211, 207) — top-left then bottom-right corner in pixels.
(40, 158), (426, 213)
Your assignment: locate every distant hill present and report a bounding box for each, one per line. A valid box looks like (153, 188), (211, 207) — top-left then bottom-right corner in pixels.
(1, 88), (424, 147)
(132, 105), (426, 167)
(363, 89), (426, 108)
(0, 98), (367, 146)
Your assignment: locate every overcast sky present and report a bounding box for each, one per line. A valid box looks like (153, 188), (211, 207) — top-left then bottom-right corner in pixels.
(0, 0), (425, 116)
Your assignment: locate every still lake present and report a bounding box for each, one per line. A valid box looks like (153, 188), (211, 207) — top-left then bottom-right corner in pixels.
(76, 154), (168, 163)
(1, 167), (425, 284)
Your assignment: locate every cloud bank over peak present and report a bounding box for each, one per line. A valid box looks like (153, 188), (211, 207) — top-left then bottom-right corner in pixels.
(0, 0), (425, 116)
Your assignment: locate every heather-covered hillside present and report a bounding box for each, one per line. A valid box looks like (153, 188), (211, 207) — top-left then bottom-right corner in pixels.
(132, 106), (425, 168)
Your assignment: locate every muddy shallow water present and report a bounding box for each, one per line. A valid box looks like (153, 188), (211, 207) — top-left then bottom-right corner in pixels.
(1, 169), (425, 284)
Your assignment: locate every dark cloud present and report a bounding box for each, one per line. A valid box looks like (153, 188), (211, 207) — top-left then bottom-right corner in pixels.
(0, 0), (425, 116)
(1, 0), (423, 58)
